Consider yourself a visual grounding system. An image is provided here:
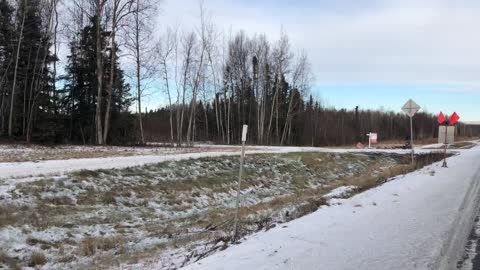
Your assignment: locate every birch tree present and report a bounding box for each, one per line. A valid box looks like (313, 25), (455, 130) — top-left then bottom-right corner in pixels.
(123, 0), (157, 144)
(102, 0), (134, 143)
(8, 0), (28, 137)
(155, 27), (176, 143)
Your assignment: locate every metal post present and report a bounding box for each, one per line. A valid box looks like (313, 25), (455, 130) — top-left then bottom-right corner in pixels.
(410, 116), (414, 164)
(233, 141), (245, 241)
(233, 125), (247, 242)
(442, 124), (448, 167)
(368, 133), (371, 149)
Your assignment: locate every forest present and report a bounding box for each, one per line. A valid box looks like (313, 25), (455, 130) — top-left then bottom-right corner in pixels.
(0, 0), (476, 146)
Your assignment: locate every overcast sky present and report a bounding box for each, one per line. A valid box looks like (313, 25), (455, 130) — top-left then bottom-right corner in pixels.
(151, 0), (480, 121)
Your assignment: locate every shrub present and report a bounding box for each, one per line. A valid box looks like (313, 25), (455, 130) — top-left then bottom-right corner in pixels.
(28, 252), (47, 267)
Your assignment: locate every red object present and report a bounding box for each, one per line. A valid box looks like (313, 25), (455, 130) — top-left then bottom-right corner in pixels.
(449, 112), (460, 125)
(438, 112), (446, 124)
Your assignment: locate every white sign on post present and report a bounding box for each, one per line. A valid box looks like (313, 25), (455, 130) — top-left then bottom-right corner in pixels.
(438, 126), (455, 144)
(241, 125), (248, 142)
(402, 99), (421, 164)
(366, 133), (378, 149)
(402, 99), (421, 117)
(234, 125), (248, 241)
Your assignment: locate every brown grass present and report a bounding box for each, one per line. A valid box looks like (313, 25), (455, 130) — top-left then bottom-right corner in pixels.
(102, 191), (117, 205)
(1, 151), (446, 269)
(28, 252), (47, 267)
(0, 251), (21, 270)
(42, 196), (74, 206)
(80, 236), (126, 257)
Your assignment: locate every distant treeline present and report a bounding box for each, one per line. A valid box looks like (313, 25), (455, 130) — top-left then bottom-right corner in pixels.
(143, 98), (477, 147)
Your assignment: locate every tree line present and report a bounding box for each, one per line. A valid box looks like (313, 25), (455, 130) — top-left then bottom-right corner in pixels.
(0, 0), (475, 145)
(144, 101), (477, 146)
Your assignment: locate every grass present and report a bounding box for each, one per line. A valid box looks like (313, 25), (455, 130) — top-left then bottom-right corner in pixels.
(0, 144), (248, 163)
(80, 236), (126, 256)
(28, 252), (47, 267)
(0, 151), (445, 269)
(0, 250), (21, 270)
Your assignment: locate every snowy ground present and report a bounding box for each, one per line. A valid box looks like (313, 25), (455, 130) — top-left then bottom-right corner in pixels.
(0, 143), (447, 179)
(0, 142), (447, 269)
(181, 142), (480, 270)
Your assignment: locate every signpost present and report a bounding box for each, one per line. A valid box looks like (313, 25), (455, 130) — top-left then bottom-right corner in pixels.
(402, 99), (421, 164)
(367, 132), (377, 148)
(438, 112), (460, 168)
(233, 125), (248, 241)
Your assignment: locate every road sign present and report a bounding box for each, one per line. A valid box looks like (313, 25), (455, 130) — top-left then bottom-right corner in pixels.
(402, 99), (421, 117)
(367, 133), (377, 149)
(402, 99), (420, 164)
(241, 125), (248, 142)
(449, 112), (460, 125)
(438, 126), (455, 144)
(438, 112), (446, 124)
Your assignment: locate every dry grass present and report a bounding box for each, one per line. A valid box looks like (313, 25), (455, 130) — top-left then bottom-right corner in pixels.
(80, 236), (126, 257)
(42, 196), (74, 206)
(28, 252), (47, 267)
(102, 191), (117, 205)
(0, 251), (21, 270)
(1, 151), (446, 269)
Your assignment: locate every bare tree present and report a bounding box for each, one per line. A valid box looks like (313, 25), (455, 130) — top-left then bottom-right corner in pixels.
(267, 30), (291, 144)
(186, 1), (208, 145)
(123, 0), (157, 144)
(26, 0), (59, 142)
(177, 32), (195, 145)
(155, 27), (176, 143)
(8, 0), (28, 137)
(280, 51), (312, 145)
(94, 0), (107, 144)
(102, 0), (134, 143)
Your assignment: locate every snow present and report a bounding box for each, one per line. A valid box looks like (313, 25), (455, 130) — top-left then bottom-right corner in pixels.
(0, 144), (443, 180)
(322, 185), (357, 199)
(181, 143), (480, 270)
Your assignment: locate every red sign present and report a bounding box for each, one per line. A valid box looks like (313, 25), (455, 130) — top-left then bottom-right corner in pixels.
(438, 112), (446, 124)
(370, 133), (378, 144)
(449, 112), (460, 125)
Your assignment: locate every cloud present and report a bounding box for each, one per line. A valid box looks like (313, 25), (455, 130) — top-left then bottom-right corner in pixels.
(156, 0), (480, 90)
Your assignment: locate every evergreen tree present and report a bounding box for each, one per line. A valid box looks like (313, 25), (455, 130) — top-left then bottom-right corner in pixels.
(61, 17), (132, 144)
(0, 0), (15, 134)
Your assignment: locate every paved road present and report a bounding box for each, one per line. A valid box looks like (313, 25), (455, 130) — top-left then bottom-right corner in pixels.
(458, 205), (480, 269)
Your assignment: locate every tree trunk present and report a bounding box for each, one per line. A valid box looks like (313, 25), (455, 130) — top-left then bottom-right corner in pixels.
(267, 71), (281, 145)
(8, 0), (27, 137)
(22, 49), (32, 137)
(186, 47), (204, 145)
(94, 0), (104, 145)
(163, 61), (174, 142)
(103, 28), (116, 143)
(280, 90), (295, 145)
(134, 0), (144, 144)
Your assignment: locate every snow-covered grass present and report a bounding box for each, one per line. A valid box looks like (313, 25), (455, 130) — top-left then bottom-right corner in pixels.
(0, 144), (248, 163)
(0, 150), (444, 269)
(181, 144), (480, 270)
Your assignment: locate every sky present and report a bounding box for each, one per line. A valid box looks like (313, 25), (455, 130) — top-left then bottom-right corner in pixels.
(150, 0), (480, 121)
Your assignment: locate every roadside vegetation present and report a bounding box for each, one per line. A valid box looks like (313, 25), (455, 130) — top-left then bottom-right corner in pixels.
(0, 144), (245, 163)
(0, 151), (444, 269)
